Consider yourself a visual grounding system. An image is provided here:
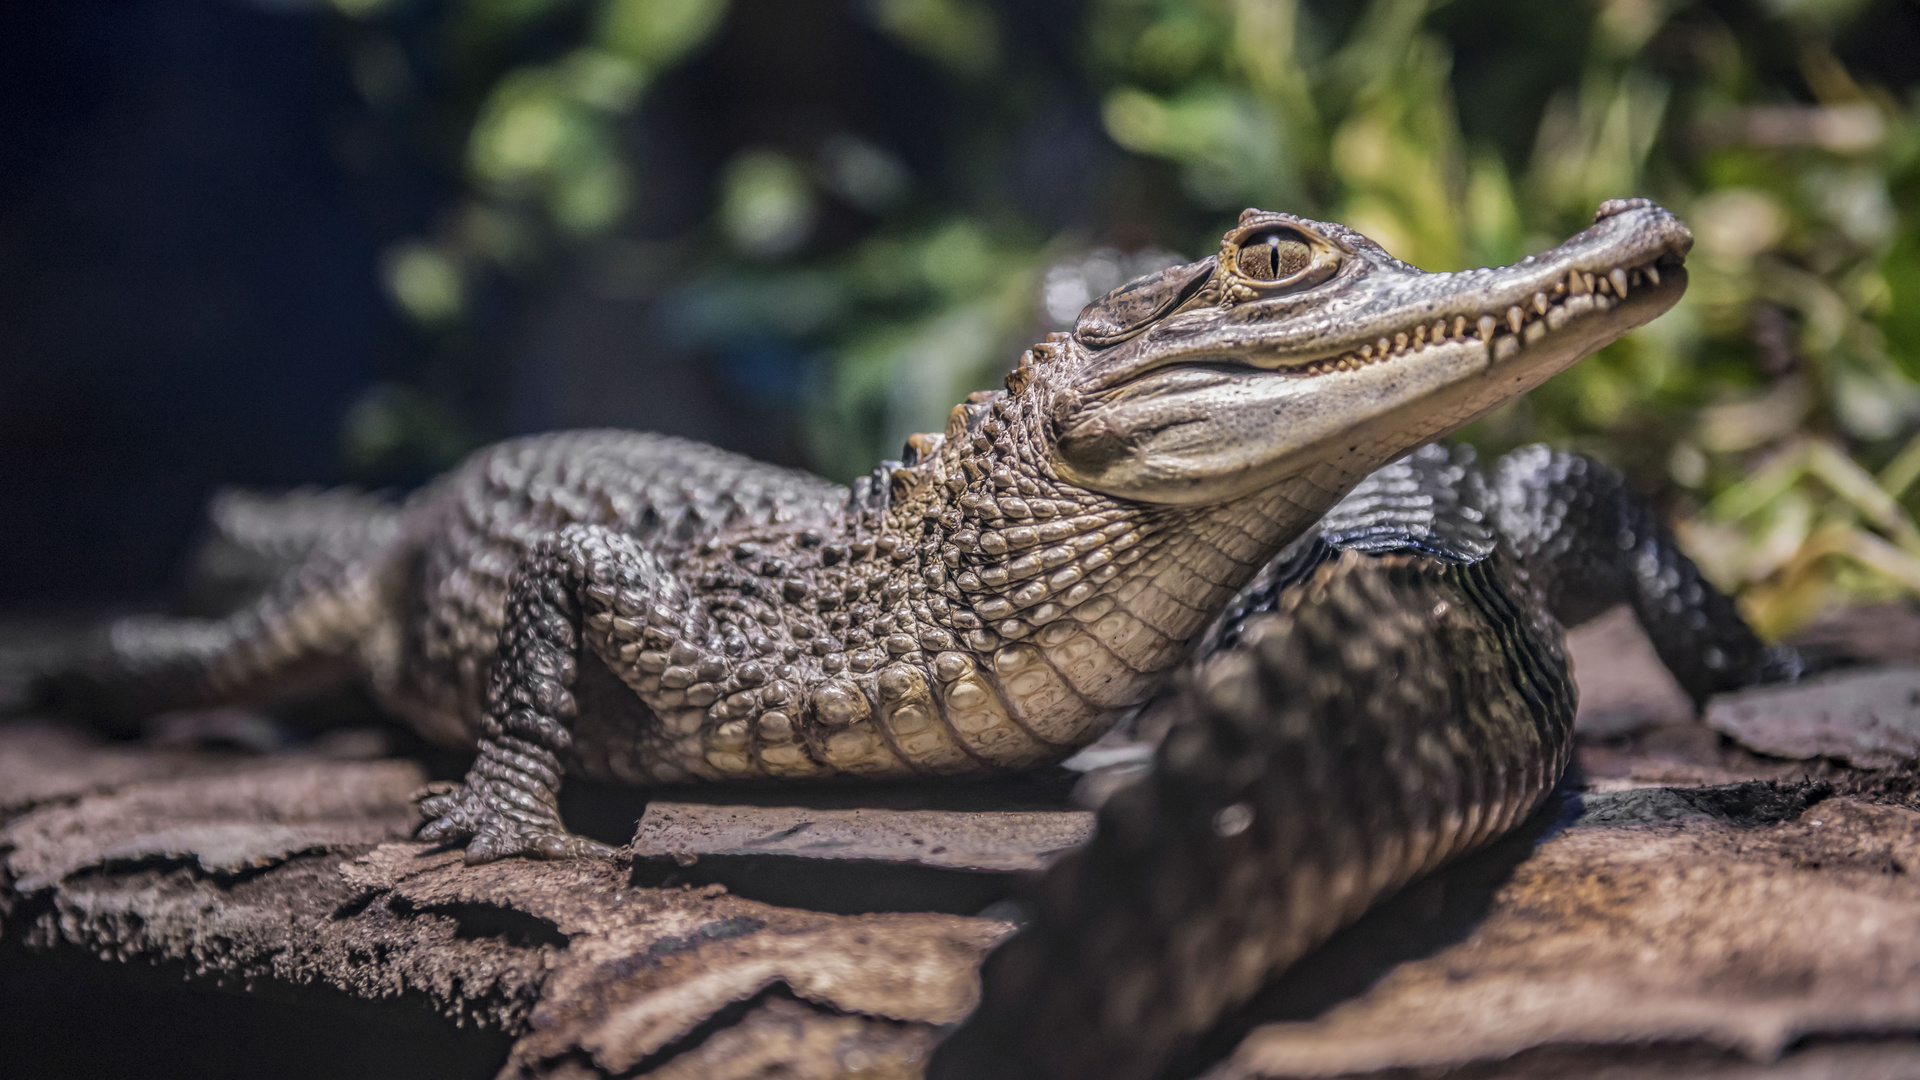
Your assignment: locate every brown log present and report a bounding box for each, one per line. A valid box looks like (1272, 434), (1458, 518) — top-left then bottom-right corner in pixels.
(9, 606), (1920, 1080)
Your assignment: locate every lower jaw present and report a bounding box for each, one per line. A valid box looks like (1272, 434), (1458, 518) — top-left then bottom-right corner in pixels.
(1267, 275), (1686, 492)
(1489, 279), (1683, 365)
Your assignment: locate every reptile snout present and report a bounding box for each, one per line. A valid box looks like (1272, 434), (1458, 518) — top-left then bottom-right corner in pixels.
(1592, 197), (1694, 262)
(1595, 197), (1656, 221)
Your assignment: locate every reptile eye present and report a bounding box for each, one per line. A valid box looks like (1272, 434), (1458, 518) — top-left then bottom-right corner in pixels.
(1236, 229), (1312, 282)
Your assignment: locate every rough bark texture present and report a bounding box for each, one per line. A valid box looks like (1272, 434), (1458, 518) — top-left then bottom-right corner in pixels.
(0, 723), (1007, 1079)
(5, 604), (1920, 1080)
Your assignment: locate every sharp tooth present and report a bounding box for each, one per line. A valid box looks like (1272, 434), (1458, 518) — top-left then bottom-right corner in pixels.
(1583, 272), (1597, 294)
(1478, 314), (1498, 342)
(1506, 306), (1525, 335)
(1553, 280), (1567, 296)
(1533, 292), (1550, 316)
(1394, 332), (1409, 351)
(1644, 264), (1660, 286)
(1610, 268), (1630, 297)
(1453, 315), (1468, 339)
(1569, 272), (1589, 295)
(1359, 344), (1373, 359)
(1413, 325), (1427, 345)
(1433, 319), (1447, 341)
(1377, 337), (1391, 356)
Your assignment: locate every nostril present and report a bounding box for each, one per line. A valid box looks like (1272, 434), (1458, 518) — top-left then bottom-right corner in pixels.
(1594, 197), (1655, 222)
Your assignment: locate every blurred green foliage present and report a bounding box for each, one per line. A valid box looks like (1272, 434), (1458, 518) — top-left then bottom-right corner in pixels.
(329, 0), (1920, 637)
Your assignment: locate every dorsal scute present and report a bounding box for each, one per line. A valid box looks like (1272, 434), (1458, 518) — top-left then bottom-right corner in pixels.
(942, 390), (1005, 441)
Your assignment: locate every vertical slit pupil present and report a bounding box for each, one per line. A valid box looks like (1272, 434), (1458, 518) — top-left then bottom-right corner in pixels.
(1237, 231), (1311, 281)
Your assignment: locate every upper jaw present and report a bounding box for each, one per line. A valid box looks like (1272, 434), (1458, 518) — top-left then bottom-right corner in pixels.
(1085, 199), (1694, 384)
(1045, 200), (1693, 507)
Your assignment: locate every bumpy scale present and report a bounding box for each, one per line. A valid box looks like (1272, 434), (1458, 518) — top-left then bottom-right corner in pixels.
(42, 200), (1716, 872)
(34, 199), (1805, 1077)
(931, 443), (1791, 1080)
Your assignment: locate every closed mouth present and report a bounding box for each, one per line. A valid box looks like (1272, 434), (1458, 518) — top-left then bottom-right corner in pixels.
(1289, 251), (1686, 377)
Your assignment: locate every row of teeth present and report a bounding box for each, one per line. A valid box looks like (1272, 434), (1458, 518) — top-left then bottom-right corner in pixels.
(1295, 260), (1666, 376)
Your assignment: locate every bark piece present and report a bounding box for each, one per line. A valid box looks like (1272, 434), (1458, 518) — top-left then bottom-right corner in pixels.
(9, 718), (1920, 1079)
(0, 720), (278, 818)
(1790, 600), (1920, 669)
(1, 729), (1011, 1078)
(341, 841), (1011, 1077)
(1, 746), (554, 1033)
(1210, 787), (1920, 1079)
(7, 758), (422, 890)
(1707, 667), (1920, 769)
(630, 995), (935, 1080)
(630, 802), (1095, 872)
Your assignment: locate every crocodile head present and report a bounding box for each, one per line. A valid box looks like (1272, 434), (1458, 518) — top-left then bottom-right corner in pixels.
(845, 199), (1692, 755)
(1032, 197), (1691, 504)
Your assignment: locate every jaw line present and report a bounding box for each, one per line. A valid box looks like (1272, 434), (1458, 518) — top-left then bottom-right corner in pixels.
(1050, 265), (1688, 507)
(1310, 264), (1687, 454)
(1089, 204), (1693, 387)
(1286, 260), (1689, 382)
(1048, 202), (1693, 507)
(1252, 249), (1689, 378)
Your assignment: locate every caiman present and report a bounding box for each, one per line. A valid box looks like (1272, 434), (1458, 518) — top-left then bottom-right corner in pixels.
(35, 198), (1793, 1079)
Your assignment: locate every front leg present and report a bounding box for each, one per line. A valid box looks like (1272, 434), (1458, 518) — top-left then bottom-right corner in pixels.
(1491, 445), (1800, 704)
(419, 523), (697, 863)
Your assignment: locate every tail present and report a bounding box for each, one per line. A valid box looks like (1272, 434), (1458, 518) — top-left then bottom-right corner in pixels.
(181, 486), (401, 615)
(25, 540), (393, 734)
(930, 547), (1575, 1080)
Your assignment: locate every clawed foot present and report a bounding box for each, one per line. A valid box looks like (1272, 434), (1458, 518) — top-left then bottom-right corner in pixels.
(415, 781), (616, 864)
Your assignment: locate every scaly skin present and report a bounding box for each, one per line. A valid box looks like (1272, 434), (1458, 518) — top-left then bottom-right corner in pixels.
(933, 442), (1791, 1080)
(34, 199), (1798, 1077)
(40, 199), (1695, 868)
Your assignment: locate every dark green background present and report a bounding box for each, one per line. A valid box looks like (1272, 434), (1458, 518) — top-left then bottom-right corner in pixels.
(3, 0), (1917, 636)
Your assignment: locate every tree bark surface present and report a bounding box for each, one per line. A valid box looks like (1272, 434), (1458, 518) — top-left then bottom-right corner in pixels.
(5, 605), (1920, 1079)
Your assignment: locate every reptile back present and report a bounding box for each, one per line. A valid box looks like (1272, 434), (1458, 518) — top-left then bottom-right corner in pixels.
(372, 431), (850, 746)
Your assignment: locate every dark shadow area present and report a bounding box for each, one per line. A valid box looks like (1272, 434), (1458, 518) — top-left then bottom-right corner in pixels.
(0, 947), (511, 1080)
(401, 899), (573, 951)
(1308, 1035), (1920, 1079)
(0, 0), (391, 604)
